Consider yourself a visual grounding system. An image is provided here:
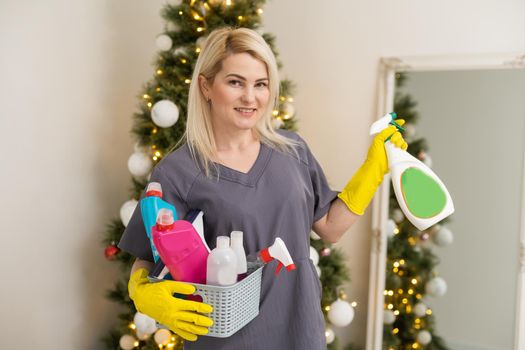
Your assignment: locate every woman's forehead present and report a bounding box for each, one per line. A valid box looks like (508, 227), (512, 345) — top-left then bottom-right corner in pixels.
(219, 52), (268, 79)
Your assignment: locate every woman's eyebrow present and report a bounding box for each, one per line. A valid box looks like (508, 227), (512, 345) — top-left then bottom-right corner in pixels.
(225, 73), (268, 82)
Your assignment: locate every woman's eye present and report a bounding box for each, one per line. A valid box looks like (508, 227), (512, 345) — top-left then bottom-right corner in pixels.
(256, 82), (268, 88)
(228, 80), (242, 86)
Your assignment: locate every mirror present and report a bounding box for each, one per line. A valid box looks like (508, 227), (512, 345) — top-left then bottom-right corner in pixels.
(366, 54), (525, 350)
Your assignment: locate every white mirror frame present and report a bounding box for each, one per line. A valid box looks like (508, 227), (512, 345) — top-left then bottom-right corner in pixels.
(366, 52), (525, 350)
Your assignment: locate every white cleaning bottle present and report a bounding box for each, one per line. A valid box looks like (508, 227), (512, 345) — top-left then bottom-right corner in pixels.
(370, 112), (454, 231)
(230, 231), (248, 280)
(206, 236), (238, 286)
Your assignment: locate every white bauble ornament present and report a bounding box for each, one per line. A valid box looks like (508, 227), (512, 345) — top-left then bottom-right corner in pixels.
(413, 302), (427, 317)
(134, 312), (157, 335)
(120, 199), (138, 227)
(282, 102), (296, 118)
(310, 231), (321, 240)
(328, 299), (355, 327)
(309, 246), (319, 265)
(426, 277), (447, 297)
(128, 152), (153, 177)
(325, 327), (335, 344)
(136, 329), (151, 340)
(155, 34), (173, 51)
(392, 209), (404, 223)
(174, 47), (186, 56)
(196, 35), (208, 49)
(315, 265), (321, 277)
(151, 100), (179, 128)
(433, 226), (454, 246)
(385, 219), (397, 238)
(119, 334), (137, 350)
(154, 329), (171, 345)
(271, 117), (284, 129)
(417, 330), (432, 345)
(383, 310), (396, 324)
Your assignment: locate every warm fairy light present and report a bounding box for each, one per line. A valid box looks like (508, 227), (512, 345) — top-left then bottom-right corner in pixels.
(226, 0), (232, 5)
(393, 267), (399, 273)
(415, 318), (421, 324)
(351, 301), (357, 307)
(179, 11), (183, 15)
(412, 342), (420, 349)
(272, 110), (279, 116)
(156, 69), (163, 75)
(402, 298), (408, 304)
(399, 259), (406, 265)
(408, 289), (414, 295)
(393, 261), (400, 268)
(426, 309), (433, 315)
(167, 343), (175, 348)
(193, 13), (202, 20)
(152, 128), (158, 134)
(143, 94), (150, 99)
(129, 323), (136, 330)
(415, 324), (421, 329)
(392, 328), (399, 334)
(384, 290), (388, 295)
(134, 341), (139, 347)
(416, 293), (423, 299)
(388, 290), (394, 296)
(283, 114), (291, 120)
(196, 47), (201, 53)
(408, 237), (417, 245)
(155, 151), (161, 157)
(393, 228), (400, 234)
(181, 58), (187, 64)
(185, 79), (191, 84)
(288, 97), (294, 102)
(398, 270), (405, 276)
(152, 145), (157, 149)
(406, 304), (412, 313)
(196, 27), (205, 32)
(257, 8), (263, 14)
(147, 102), (152, 108)
(156, 87), (161, 92)
(280, 96), (286, 101)
(398, 289), (403, 294)
(393, 310), (400, 315)
(411, 278), (418, 285)
(238, 15), (243, 20)
(387, 304), (393, 310)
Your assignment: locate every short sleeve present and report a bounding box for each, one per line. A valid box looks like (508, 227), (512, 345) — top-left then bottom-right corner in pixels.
(117, 165), (189, 262)
(302, 139), (340, 222)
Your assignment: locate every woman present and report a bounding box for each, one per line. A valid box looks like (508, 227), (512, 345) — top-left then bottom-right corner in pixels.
(119, 27), (407, 349)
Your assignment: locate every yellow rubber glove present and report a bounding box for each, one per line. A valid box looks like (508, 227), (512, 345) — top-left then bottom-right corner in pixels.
(128, 268), (214, 341)
(338, 119), (408, 215)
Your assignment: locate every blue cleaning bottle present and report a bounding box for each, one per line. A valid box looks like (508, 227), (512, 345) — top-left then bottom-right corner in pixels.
(140, 182), (177, 262)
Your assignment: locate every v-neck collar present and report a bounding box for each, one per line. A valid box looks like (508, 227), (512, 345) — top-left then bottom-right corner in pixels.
(214, 142), (272, 187)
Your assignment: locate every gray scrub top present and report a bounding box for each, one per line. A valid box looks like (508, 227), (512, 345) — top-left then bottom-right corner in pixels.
(119, 129), (339, 350)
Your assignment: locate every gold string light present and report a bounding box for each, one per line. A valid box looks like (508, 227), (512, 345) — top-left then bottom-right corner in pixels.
(257, 8), (263, 14)
(156, 69), (163, 76)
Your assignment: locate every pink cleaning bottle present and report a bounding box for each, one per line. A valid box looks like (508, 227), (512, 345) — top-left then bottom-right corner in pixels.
(151, 208), (209, 284)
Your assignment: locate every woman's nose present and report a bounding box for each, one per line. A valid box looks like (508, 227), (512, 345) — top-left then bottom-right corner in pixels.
(241, 87), (255, 104)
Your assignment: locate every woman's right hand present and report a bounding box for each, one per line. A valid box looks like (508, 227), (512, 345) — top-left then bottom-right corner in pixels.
(128, 268), (214, 341)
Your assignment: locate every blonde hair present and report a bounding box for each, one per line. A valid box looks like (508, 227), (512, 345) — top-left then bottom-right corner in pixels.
(181, 26), (298, 177)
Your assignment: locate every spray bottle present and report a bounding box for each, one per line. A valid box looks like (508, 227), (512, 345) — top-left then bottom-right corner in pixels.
(370, 112), (454, 230)
(151, 209), (209, 284)
(140, 182), (177, 262)
(206, 236), (238, 286)
(230, 231), (248, 280)
(246, 237), (296, 276)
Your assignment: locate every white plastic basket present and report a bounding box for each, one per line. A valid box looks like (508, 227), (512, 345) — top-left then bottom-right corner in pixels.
(192, 263), (263, 337)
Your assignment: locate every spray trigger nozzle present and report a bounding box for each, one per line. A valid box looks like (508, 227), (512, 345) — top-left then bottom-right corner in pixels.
(370, 112), (405, 136)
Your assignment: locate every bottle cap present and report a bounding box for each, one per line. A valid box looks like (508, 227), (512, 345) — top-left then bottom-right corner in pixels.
(146, 182), (163, 197)
(216, 236), (230, 249)
(156, 208), (174, 226)
(230, 231), (243, 247)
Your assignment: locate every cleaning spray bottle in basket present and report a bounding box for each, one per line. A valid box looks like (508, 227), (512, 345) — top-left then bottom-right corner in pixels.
(246, 237), (296, 276)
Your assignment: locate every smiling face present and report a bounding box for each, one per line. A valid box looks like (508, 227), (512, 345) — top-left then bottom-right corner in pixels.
(199, 52), (270, 136)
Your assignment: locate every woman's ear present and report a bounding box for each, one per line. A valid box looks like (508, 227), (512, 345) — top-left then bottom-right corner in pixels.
(198, 74), (210, 100)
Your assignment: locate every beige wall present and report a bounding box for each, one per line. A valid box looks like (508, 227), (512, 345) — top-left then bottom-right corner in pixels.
(1, 0), (525, 348)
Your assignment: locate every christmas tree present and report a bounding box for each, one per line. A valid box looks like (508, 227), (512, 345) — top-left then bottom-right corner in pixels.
(382, 73), (452, 350)
(102, 1), (355, 349)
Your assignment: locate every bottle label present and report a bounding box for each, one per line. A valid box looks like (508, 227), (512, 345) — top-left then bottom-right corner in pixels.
(400, 167), (447, 218)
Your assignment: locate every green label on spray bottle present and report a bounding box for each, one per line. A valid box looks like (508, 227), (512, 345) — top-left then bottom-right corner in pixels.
(400, 167), (447, 218)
